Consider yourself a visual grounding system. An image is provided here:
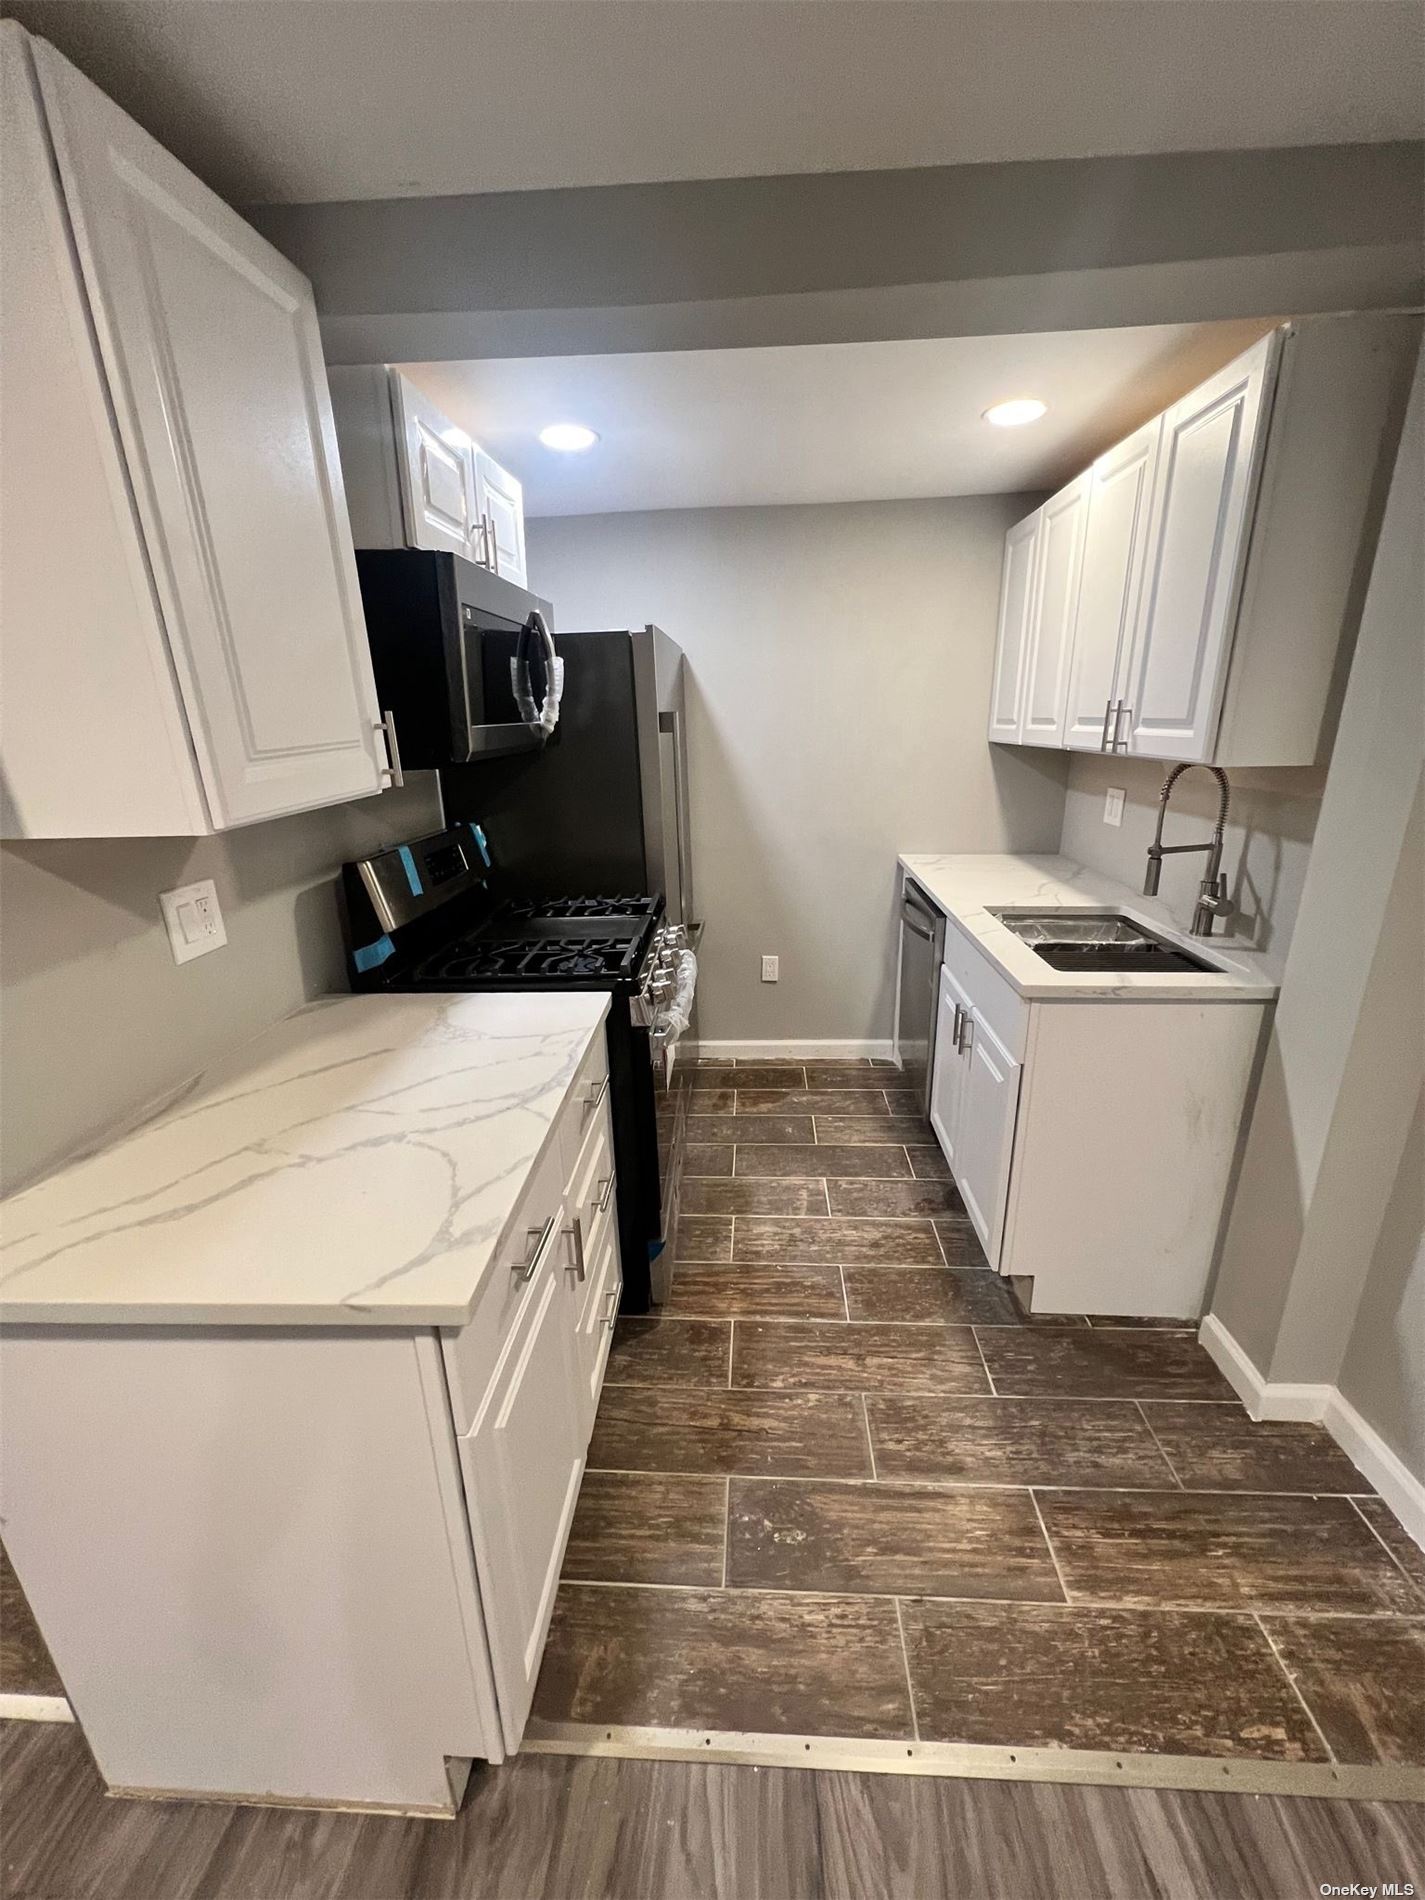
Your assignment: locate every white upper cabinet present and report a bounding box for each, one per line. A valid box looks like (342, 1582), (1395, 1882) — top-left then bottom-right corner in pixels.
(1, 26), (391, 837)
(392, 373), (482, 560)
(1117, 337), (1275, 762)
(331, 368), (531, 586)
(986, 510), (1038, 742)
(983, 315), (1419, 767)
(1061, 418), (1161, 752)
(475, 450), (529, 588)
(0, 26), (207, 838)
(1018, 472), (1089, 748)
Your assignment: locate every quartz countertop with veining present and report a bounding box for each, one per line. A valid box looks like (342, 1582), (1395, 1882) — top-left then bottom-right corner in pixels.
(0, 992), (609, 1327)
(898, 854), (1282, 1001)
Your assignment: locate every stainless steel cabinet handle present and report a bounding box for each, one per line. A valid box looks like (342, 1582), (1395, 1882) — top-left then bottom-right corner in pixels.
(485, 510), (499, 574)
(1100, 698), (1114, 751)
(957, 1008), (973, 1056)
(1113, 702), (1131, 752)
(517, 1214), (557, 1283)
(564, 1214), (587, 1282)
(376, 710), (403, 788)
(603, 1287), (620, 1330)
(582, 1074), (610, 1117)
(593, 1172), (616, 1217)
(950, 1002), (964, 1048)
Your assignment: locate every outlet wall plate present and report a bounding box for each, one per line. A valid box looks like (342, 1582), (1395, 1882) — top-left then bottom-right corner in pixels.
(160, 878), (227, 965)
(761, 955), (779, 983)
(1104, 787), (1126, 828)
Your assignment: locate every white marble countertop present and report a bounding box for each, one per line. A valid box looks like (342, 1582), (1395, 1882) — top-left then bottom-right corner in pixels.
(0, 991), (609, 1327)
(898, 854), (1282, 1001)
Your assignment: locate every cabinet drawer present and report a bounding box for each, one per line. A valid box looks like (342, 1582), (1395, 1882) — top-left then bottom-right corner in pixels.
(942, 918), (1029, 1061)
(568, 1094), (615, 1234)
(557, 1033), (611, 1181)
(441, 1135), (565, 1435)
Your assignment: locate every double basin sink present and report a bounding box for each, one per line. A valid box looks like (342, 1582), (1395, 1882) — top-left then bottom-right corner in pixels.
(992, 910), (1218, 975)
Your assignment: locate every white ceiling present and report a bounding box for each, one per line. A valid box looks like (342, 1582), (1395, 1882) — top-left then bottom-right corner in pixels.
(3, 1), (1420, 204)
(404, 321), (1276, 517)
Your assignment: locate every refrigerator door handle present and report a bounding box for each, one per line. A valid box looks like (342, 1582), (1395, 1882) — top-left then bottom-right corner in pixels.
(659, 706), (694, 932)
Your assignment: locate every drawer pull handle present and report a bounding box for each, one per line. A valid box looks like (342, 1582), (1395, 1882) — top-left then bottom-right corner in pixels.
(603, 1287), (620, 1330)
(564, 1213), (587, 1282)
(518, 1214), (558, 1283)
(582, 1074), (610, 1116)
(593, 1172), (616, 1217)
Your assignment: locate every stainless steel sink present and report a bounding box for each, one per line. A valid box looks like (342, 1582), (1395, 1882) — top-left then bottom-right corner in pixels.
(991, 909), (1219, 975)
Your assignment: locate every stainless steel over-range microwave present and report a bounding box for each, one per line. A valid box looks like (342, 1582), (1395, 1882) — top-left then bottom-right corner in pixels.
(353, 549), (556, 765)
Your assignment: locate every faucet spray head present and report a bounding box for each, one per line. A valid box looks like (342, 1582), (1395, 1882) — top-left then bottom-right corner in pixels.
(1143, 854), (1162, 897)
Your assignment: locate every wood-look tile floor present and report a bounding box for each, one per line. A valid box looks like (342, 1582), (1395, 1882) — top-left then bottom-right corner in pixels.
(534, 1059), (1425, 1775)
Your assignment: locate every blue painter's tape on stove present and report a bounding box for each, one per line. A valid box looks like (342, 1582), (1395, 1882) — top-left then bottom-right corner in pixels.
(353, 935), (396, 973)
(397, 845), (423, 896)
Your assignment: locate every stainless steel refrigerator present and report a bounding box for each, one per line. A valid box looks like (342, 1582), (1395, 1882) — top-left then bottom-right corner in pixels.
(438, 623), (696, 931)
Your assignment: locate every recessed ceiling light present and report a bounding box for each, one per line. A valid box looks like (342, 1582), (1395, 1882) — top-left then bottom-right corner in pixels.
(539, 423), (599, 452)
(983, 398), (1048, 428)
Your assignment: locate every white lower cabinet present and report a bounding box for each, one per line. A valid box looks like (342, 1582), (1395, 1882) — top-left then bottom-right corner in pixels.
(930, 952), (1024, 1263)
(950, 1011), (1021, 1265)
(459, 1261), (584, 1754)
(444, 1055), (621, 1754)
(929, 964), (971, 1167)
(925, 910), (1265, 1316)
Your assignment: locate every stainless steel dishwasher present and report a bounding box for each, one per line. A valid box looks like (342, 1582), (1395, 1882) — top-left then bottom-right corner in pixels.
(895, 879), (945, 1113)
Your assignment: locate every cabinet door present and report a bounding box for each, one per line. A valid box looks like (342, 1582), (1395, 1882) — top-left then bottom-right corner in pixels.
(986, 511), (1039, 742)
(954, 1011), (1022, 1267)
(459, 1252), (584, 1752)
(929, 963), (972, 1169)
(35, 42), (387, 829)
(1019, 474), (1089, 747)
(475, 450), (529, 588)
(391, 372), (481, 560)
(1118, 335), (1278, 761)
(0, 25), (207, 838)
(1062, 418), (1162, 751)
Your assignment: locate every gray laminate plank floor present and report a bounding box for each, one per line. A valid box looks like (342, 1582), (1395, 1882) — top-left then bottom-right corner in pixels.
(4, 1717), (1422, 1900)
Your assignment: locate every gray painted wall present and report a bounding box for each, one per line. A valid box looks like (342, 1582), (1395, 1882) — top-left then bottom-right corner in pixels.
(1209, 348), (1423, 1478)
(1338, 1091), (1424, 1483)
(527, 498), (1068, 1045)
(0, 778), (442, 1193)
(250, 147), (1424, 365)
(1059, 756), (1325, 957)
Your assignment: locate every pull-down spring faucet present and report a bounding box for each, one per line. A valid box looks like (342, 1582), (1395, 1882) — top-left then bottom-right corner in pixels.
(1143, 764), (1235, 937)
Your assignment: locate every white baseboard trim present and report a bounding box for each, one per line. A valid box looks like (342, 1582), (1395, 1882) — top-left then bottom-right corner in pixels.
(688, 1039), (895, 1061)
(0, 1693), (73, 1724)
(1198, 1313), (1425, 1552)
(1322, 1388), (1425, 1550)
(1196, 1314), (1330, 1421)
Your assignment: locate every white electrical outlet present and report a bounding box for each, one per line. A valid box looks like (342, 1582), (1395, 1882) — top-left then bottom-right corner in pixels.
(761, 955), (779, 983)
(1104, 787), (1126, 828)
(160, 878), (227, 965)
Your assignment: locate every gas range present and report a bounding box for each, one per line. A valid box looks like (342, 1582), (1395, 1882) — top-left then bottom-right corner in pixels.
(411, 906), (663, 989)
